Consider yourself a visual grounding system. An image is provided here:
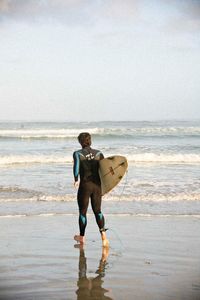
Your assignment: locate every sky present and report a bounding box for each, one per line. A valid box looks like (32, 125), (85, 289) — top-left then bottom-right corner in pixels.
(0, 0), (200, 121)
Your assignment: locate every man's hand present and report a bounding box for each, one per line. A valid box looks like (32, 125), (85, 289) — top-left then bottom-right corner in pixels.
(74, 181), (79, 189)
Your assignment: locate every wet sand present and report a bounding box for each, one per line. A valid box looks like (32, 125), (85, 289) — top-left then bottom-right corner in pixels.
(0, 214), (200, 300)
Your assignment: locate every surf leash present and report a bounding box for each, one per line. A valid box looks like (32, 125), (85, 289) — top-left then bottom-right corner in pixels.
(118, 169), (128, 201)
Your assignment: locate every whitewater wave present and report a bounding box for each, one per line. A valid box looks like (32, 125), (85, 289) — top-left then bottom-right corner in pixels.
(0, 128), (102, 139)
(0, 192), (200, 202)
(0, 155), (71, 166)
(0, 152), (200, 166)
(103, 193), (200, 202)
(0, 126), (199, 139)
(127, 153), (200, 164)
(0, 195), (75, 202)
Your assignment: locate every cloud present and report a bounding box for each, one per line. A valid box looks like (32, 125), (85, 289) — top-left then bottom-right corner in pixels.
(165, 0), (200, 33)
(0, 0), (139, 25)
(182, 0), (200, 31)
(99, 0), (139, 20)
(0, 0), (200, 35)
(0, 0), (91, 25)
(184, 0), (200, 18)
(0, 0), (84, 13)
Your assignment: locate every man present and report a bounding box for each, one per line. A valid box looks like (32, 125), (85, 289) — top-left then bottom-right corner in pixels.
(73, 132), (109, 247)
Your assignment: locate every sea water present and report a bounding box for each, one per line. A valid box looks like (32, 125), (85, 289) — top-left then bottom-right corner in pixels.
(0, 120), (200, 217)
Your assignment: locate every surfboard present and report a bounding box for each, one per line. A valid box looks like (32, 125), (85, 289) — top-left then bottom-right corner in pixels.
(99, 155), (128, 196)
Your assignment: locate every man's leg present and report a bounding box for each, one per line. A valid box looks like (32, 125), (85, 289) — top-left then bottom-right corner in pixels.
(74, 185), (90, 244)
(91, 184), (109, 247)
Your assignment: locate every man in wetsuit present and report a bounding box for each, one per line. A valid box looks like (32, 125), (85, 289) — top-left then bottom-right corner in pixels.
(73, 132), (109, 247)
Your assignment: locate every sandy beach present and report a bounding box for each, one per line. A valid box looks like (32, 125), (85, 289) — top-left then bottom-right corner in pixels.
(0, 211), (200, 300)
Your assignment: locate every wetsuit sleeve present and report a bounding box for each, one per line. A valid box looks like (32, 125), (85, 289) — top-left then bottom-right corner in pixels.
(100, 152), (104, 160)
(73, 151), (80, 182)
(95, 151), (104, 160)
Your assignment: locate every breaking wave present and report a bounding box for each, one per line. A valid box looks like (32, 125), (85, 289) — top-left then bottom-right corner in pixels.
(0, 126), (199, 139)
(0, 153), (200, 166)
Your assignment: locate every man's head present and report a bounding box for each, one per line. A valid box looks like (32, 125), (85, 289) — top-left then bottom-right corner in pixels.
(78, 132), (91, 148)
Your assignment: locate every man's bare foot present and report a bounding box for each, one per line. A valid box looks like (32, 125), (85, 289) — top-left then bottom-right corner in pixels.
(74, 235), (85, 244)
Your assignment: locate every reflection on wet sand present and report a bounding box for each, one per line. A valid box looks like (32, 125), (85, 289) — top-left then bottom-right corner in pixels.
(75, 245), (112, 300)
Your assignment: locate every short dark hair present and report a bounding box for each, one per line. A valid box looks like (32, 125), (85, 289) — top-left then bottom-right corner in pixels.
(78, 132), (91, 147)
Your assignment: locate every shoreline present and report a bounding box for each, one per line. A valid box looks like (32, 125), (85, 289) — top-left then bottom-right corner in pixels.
(1, 214), (200, 299)
(1, 212), (200, 218)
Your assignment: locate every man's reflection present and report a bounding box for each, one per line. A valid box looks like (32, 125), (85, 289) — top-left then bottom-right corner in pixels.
(75, 245), (112, 300)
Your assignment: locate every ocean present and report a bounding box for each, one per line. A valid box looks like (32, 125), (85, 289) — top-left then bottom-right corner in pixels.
(0, 120), (200, 217)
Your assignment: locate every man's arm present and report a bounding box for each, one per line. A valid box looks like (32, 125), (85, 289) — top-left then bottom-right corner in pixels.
(73, 151), (80, 182)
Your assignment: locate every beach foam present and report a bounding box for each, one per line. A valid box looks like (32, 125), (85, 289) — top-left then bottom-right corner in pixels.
(0, 125), (200, 139)
(0, 152), (200, 166)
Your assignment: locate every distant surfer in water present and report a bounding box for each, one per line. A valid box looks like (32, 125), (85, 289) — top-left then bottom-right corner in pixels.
(73, 132), (109, 247)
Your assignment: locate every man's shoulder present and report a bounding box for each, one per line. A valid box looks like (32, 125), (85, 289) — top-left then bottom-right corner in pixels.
(73, 148), (103, 158)
(73, 149), (84, 156)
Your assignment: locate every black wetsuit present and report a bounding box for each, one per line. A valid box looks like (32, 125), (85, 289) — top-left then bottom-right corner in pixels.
(73, 146), (105, 236)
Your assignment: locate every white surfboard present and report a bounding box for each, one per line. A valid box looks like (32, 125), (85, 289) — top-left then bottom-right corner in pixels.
(99, 155), (128, 196)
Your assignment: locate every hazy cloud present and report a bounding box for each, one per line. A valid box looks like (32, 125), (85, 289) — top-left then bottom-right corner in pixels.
(0, 0), (94, 25)
(99, 0), (139, 20)
(0, 0), (139, 25)
(164, 0), (200, 33)
(182, 0), (200, 31)
(1, 0), (200, 34)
